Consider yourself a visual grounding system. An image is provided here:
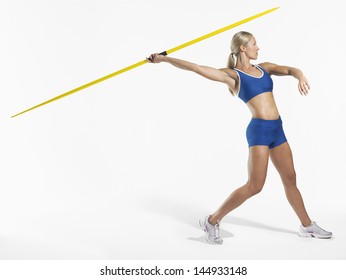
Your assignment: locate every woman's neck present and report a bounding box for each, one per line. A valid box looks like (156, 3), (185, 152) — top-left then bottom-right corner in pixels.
(235, 56), (252, 70)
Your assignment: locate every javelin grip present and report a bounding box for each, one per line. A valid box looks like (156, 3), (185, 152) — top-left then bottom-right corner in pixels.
(159, 51), (167, 56)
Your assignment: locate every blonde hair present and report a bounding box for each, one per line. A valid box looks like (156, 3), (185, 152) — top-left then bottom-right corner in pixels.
(226, 31), (253, 95)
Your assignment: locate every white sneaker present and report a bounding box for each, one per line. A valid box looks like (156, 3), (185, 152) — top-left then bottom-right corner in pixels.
(298, 221), (332, 239)
(199, 216), (223, 245)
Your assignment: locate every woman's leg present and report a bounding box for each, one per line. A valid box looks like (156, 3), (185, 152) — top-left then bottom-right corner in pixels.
(269, 142), (311, 226)
(209, 146), (270, 225)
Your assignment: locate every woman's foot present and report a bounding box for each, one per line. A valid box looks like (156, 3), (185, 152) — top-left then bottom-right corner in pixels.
(298, 221), (332, 239)
(199, 216), (223, 244)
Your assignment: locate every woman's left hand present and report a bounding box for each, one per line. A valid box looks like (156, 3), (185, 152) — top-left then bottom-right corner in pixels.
(298, 76), (310, 95)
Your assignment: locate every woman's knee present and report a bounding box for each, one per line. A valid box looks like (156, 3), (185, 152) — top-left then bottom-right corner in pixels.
(282, 171), (297, 187)
(246, 180), (265, 196)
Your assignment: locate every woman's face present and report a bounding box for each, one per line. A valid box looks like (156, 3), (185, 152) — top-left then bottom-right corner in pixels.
(243, 36), (260, 60)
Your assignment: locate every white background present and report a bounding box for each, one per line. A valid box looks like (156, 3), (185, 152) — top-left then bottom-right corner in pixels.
(0, 0), (345, 271)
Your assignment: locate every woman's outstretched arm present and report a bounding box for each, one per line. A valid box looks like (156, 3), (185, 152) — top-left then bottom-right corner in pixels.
(147, 53), (236, 92)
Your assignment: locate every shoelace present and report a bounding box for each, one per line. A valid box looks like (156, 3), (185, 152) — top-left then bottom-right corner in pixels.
(305, 222), (327, 234)
(310, 222), (327, 233)
(212, 223), (221, 239)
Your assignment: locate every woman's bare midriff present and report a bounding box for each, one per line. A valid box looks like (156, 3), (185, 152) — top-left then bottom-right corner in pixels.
(246, 92), (280, 120)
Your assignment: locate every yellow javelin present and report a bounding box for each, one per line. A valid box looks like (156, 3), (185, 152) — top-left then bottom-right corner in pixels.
(11, 7), (279, 118)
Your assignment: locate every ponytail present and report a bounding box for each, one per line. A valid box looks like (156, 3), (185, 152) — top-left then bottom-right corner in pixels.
(227, 53), (236, 95)
(227, 31), (252, 96)
(227, 53), (236, 69)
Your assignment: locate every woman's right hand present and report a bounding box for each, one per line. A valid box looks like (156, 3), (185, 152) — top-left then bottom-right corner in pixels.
(146, 53), (166, 63)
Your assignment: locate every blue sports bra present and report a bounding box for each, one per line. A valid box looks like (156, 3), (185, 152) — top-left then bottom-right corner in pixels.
(234, 65), (273, 103)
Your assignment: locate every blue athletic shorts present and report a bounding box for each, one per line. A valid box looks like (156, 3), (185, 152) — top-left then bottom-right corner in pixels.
(246, 116), (287, 149)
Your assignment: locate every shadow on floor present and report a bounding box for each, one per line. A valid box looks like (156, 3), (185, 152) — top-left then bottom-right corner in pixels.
(141, 196), (296, 245)
(142, 196), (297, 234)
(222, 216), (297, 235)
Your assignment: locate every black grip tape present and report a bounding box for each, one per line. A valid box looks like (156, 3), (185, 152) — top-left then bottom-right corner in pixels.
(158, 51), (167, 56)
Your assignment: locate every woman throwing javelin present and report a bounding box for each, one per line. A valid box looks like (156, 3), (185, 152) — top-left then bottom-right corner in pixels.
(147, 31), (332, 244)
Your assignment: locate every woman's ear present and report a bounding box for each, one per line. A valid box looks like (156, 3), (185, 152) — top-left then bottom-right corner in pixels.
(239, 44), (247, 52)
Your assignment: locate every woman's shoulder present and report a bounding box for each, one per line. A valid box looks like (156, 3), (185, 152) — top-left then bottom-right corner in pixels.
(258, 62), (285, 75)
(258, 62), (274, 71)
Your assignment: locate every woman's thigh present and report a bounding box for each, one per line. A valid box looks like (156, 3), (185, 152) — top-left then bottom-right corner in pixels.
(247, 145), (270, 190)
(269, 142), (296, 185)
